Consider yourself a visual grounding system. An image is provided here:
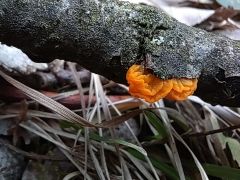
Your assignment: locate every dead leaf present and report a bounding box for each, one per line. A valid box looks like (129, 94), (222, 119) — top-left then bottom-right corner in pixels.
(225, 137), (240, 167)
(160, 6), (215, 26)
(216, 0), (240, 10)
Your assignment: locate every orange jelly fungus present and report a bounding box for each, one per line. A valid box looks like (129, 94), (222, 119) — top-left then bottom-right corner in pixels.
(126, 64), (198, 103)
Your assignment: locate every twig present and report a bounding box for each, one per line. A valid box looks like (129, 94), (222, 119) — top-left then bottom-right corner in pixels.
(183, 124), (240, 138)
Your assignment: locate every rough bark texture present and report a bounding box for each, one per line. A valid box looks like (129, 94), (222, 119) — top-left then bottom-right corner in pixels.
(0, 0), (240, 106)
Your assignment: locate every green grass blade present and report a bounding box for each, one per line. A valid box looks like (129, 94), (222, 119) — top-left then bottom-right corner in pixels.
(203, 164), (240, 180)
(127, 148), (180, 180)
(110, 139), (147, 156)
(144, 111), (168, 141)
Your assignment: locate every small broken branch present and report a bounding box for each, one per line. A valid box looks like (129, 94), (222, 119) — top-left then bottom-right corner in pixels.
(0, 0), (240, 106)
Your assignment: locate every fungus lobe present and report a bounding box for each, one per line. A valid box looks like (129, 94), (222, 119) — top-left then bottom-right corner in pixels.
(126, 64), (198, 103)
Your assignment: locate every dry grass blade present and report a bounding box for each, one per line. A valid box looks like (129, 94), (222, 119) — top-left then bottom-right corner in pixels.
(123, 151), (155, 180)
(63, 171), (81, 180)
(56, 138), (93, 180)
(106, 97), (160, 180)
(154, 101), (186, 180)
(0, 70), (95, 127)
(89, 145), (106, 180)
(99, 109), (143, 128)
(67, 62), (87, 118)
(0, 114), (18, 119)
(86, 105), (106, 179)
(0, 139), (63, 161)
(87, 73), (111, 180)
(68, 62), (89, 180)
(172, 128), (209, 180)
(4, 109), (61, 120)
(122, 158), (133, 180)
(19, 122), (71, 151)
(134, 171), (145, 180)
(205, 108), (230, 165)
(87, 75), (95, 117)
(93, 74), (124, 177)
(174, 99), (209, 179)
(28, 110), (61, 119)
(24, 118), (93, 179)
(28, 120), (85, 143)
(98, 107), (176, 128)
(96, 108), (111, 179)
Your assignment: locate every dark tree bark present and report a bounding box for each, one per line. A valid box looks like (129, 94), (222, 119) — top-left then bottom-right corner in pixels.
(0, 0), (240, 106)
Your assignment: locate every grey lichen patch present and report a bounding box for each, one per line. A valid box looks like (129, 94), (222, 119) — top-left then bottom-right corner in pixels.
(151, 36), (165, 45)
(116, 2), (209, 79)
(219, 40), (240, 77)
(143, 17), (240, 80)
(0, 0), (215, 81)
(143, 23), (198, 79)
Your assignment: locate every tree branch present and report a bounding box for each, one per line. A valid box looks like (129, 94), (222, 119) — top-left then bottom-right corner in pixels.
(0, 0), (240, 106)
